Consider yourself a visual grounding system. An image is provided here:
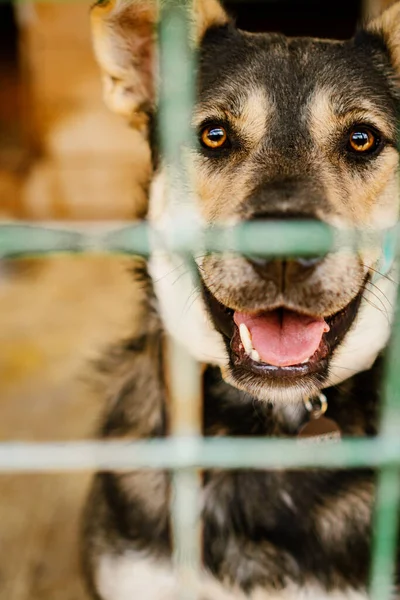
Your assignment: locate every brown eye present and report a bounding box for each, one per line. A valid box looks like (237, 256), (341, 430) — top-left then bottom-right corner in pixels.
(348, 127), (378, 154)
(200, 125), (228, 149)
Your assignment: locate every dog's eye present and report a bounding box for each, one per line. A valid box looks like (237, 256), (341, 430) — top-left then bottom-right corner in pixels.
(348, 127), (379, 154)
(200, 125), (228, 149)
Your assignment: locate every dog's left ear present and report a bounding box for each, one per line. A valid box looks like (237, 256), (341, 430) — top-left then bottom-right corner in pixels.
(366, 1), (400, 74)
(91, 0), (229, 128)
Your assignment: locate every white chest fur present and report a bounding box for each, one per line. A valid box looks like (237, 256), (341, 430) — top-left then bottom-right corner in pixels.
(149, 250), (227, 365)
(97, 552), (370, 600)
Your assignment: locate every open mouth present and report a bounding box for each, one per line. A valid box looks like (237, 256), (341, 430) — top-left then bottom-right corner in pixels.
(202, 284), (364, 383)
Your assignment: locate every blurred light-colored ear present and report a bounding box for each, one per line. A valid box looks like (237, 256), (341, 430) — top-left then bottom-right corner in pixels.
(366, 1), (400, 73)
(193, 0), (229, 40)
(91, 0), (228, 126)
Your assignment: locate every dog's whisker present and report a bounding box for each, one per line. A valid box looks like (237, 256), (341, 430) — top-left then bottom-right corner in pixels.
(181, 288), (201, 317)
(362, 297), (391, 326)
(361, 263), (398, 285)
(170, 269), (192, 287)
(329, 364), (361, 373)
(364, 287), (391, 319)
(365, 280), (395, 309)
(152, 262), (187, 284)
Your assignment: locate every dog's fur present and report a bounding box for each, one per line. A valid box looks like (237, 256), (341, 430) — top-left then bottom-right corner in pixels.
(82, 1), (400, 598)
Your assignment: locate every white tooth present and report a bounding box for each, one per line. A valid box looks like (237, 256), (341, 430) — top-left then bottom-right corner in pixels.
(250, 349), (261, 362)
(239, 324), (261, 362)
(301, 358), (310, 364)
(239, 323), (253, 356)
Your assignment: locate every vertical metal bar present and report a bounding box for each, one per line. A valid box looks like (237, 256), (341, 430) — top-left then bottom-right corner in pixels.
(158, 1), (202, 598)
(168, 337), (202, 600)
(167, 315), (202, 600)
(380, 296), (400, 441)
(370, 468), (400, 600)
(158, 0), (195, 177)
(168, 338), (202, 439)
(370, 278), (400, 600)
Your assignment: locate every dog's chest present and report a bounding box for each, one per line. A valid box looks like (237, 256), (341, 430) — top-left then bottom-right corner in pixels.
(96, 550), (370, 600)
(201, 467), (372, 592)
(95, 356), (379, 598)
(199, 366), (377, 591)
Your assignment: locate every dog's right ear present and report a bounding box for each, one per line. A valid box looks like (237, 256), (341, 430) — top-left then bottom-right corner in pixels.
(365, 1), (400, 76)
(91, 0), (228, 128)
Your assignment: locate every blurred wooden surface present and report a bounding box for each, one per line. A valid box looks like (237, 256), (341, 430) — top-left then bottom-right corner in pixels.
(0, 473), (91, 600)
(0, 3), (151, 597)
(0, 2), (151, 221)
(0, 255), (141, 600)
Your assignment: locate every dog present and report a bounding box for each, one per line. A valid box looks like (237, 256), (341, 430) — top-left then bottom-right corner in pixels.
(82, 1), (400, 598)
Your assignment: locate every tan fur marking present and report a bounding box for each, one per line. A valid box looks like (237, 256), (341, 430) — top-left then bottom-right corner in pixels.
(91, 0), (228, 120)
(368, 2), (400, 74)
(116, 471), (168, 518)
(191, 89), (272, 220)
(309, 87), (395, 148)
(315, 483), (374, 546)
(194, 88), (272, 146)
(193, 157), (256, 220)
(233, 88), (271, 147)
(193, 0), (229, 40)
(308, 86), (400, 226)
(91, 0), (157, 118)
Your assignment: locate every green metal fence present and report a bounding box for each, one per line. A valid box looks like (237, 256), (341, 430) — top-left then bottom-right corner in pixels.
(1, 0), (400, 598)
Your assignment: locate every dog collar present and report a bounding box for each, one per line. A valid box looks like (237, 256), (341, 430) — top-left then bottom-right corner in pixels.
(298, 393), (341, 441)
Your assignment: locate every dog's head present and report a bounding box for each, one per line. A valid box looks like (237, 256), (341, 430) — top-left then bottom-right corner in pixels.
(91, 0), (400, 403)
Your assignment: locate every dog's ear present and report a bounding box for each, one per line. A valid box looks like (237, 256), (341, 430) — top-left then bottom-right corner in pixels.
(91, 0), (228, 127)
(366, 2), (400, 74)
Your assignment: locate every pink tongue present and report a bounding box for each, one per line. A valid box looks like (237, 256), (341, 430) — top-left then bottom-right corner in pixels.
(234, 309), (330, 367)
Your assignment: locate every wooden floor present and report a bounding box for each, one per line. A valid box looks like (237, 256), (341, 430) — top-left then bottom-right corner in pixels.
(0, 255), (140, 600)
(0, 4), (149, 596)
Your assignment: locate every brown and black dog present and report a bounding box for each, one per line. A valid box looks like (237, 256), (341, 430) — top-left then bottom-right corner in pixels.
(82, 1), (400, 597)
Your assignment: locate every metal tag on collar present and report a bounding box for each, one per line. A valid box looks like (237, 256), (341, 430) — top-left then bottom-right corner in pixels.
(298, 393), (341, 441)
(304, 392), (328, 419)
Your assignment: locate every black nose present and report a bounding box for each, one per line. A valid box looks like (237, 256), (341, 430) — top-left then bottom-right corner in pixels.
(246, 256), (324, 276)
(245, 212), (326, 275)
(292, 256), (324, 268)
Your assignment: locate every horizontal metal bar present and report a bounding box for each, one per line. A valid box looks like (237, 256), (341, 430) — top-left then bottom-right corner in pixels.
(0, 221), (396, 258)
(0, 436), (399, 472)
(0, 222), (150, 257)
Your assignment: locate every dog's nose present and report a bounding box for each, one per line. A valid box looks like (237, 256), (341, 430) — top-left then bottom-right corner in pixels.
(247, 256), (322, 268)
(245, 212), (326, 278)
(292, 257), (324, 268)
(246, 256), (274, 269)
(246, 256), (324, 280)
